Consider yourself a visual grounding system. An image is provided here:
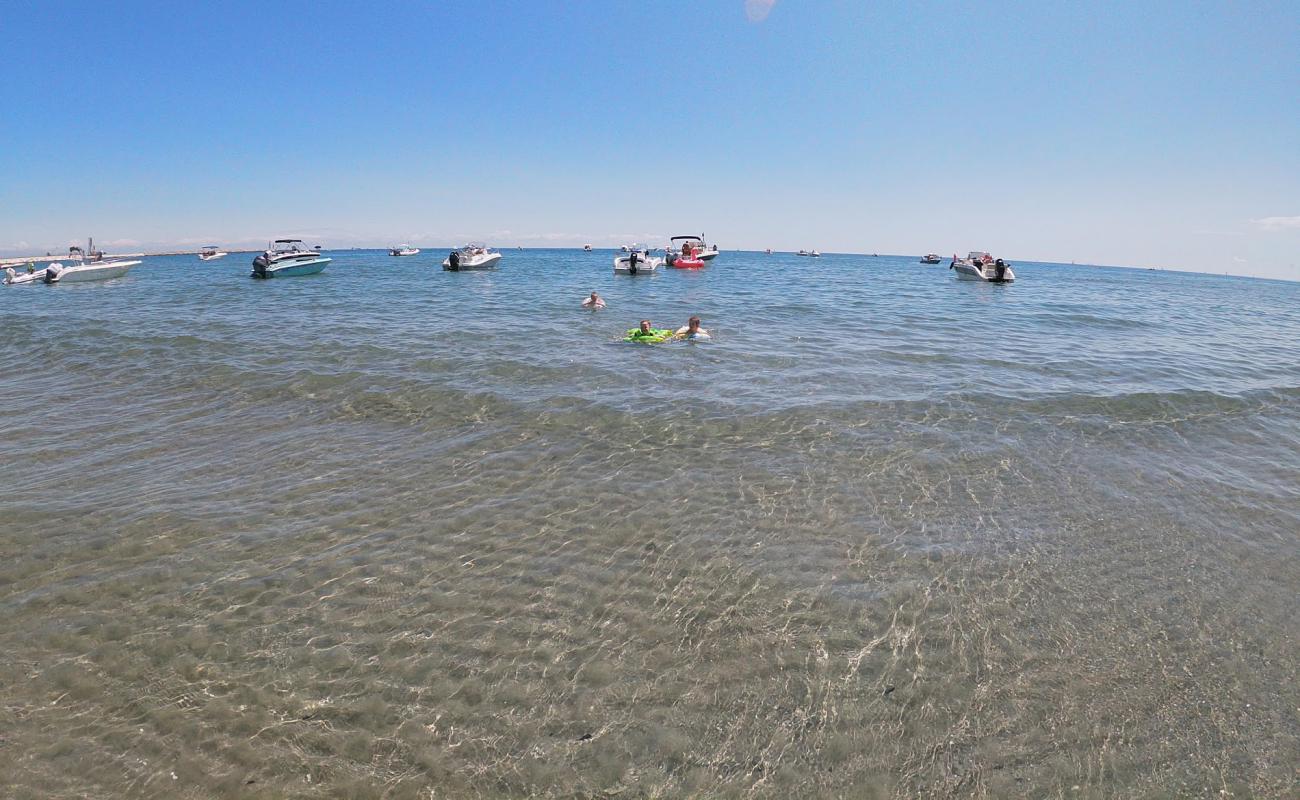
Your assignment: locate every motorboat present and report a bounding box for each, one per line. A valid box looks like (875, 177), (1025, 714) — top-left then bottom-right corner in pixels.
(583, 244), (593, 252)
(665, 234), (719, 266)
(199, 246), (228, 261)
(442, 243), (501, 271)
(251, 239), (331, 278)
(613, 246), (662, 275)
(389, 245), (421, 256)
(951, 251), (1015, 283)
(60, 242), (142, 282)
(6, 241), (141, 285)
(3, 265), (48, 285)
(920, 253), (943, 264)
(796, 249), (821, 257)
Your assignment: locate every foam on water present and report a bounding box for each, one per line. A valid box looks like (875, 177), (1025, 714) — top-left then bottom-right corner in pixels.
(1, 251), (1297, 798)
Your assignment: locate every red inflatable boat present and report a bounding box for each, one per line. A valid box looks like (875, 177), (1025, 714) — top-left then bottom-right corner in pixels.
(671, 256), (706, 269)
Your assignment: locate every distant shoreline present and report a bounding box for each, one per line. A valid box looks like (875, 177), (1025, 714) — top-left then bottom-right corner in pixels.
(0, 249), (261, 266)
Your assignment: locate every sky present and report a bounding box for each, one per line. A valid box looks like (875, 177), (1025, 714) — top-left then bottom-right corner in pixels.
(1, 1), (1297, 279)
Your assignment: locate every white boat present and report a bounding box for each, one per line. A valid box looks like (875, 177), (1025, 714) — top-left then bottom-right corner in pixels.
(442, 243), (501, 271)
(951, 251), (1015, 282)
(583, 244), (593, 252)
(251, 239), (331, 278)
(199, 246), (228, 261)
(389, 245), (420, 256)
(6, 242), (142, 285)
(919, 253), (942, 264)
(796, 249), (821, 257)
(3, 265), (49, 285)
(613, 246), (662, 275)
(665, 234), (719, 266)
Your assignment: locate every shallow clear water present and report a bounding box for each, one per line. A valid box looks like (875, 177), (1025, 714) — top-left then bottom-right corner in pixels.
(1, 250), (1297, 798)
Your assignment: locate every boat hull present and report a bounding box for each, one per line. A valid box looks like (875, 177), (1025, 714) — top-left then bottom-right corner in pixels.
(613, 255), (662, 275)
(953, 263), (1015, 282)
(443, 253), (502, 270)
(199, 252), (228, 261)
(253, 257), (331, 278)
(57, 261), (141, 283)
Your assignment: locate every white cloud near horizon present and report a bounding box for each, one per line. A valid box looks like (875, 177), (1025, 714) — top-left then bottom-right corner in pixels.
(1251, 216), (1300, 231)
(745, 0), (777, 23)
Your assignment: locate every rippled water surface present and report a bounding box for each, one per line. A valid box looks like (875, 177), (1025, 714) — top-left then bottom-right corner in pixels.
(2, 250), (1297, 798)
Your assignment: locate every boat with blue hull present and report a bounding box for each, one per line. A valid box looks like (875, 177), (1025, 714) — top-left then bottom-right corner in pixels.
(252, 239), (330, 278)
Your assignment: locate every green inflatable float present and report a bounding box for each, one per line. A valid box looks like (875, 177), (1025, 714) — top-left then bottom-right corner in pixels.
(624, 327), (674, 343)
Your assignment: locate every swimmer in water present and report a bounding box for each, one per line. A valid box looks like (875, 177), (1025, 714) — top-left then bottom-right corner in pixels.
(581, 291), (606, 309)
(674, 316), (710, 339)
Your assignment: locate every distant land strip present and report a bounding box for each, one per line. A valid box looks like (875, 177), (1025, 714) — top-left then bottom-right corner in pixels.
(0, 250), (261, 266)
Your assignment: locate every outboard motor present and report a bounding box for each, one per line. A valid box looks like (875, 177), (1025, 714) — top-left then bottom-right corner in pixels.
(628, 252), (639, 275)
(995, 259), (1007, 281)
(3, 267), (14, 285)
(43, 264), (64, 284)
(447, 250), (460, 271)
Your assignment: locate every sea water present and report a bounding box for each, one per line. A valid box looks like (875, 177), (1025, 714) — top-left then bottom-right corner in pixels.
(1, 250), (1297, 798)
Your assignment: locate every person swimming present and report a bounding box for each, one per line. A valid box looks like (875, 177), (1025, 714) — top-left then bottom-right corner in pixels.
(674, 316), (710, 339)
(625, 319), (673, 342)
(581, 291), (606, 309)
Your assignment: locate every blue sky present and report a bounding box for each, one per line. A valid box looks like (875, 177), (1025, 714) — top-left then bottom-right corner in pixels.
(2, 1), (1297, 279)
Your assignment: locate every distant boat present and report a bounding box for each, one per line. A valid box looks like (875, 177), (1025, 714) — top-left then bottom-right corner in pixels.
(443, 243), (502, 271)
(796, 249), (821, 257)
(199, 245), (228, 261)
(765, 248), (772, 254)
(919, 253), (942, 264)
(389, 245), (420, 256)
(583, 244), (593, 252)
(951, 251), (1015, 283)
(251, 239), (331, 278)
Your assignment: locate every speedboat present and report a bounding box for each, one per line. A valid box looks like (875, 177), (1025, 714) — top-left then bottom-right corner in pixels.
(613, 246), (662, 275)
(199, 246), (228, 261)
(3, 265), (49, 285)
(583, 244), (593, 252)
(951, 251), (1015, 283)
(442, 243), (501, 271)
(251, 239), (331, 278)
(59, 242), (142, 282)
(6, 242), (141, 285)
(920, 253), (942, 264)
(796, 249), (821, 257)
(389, 245), (421, 256)
(665, 234), (719, 266)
